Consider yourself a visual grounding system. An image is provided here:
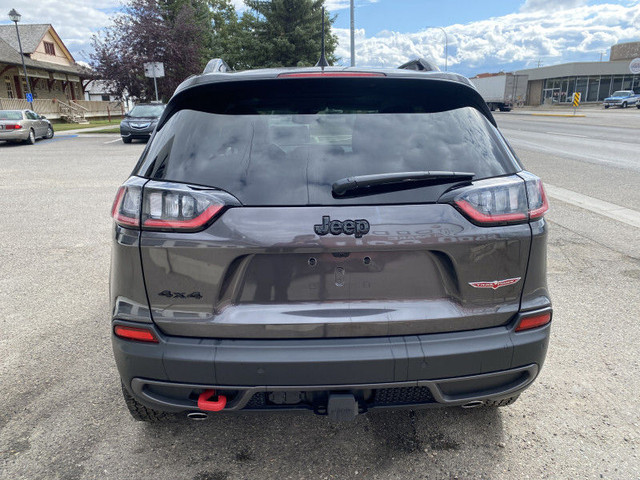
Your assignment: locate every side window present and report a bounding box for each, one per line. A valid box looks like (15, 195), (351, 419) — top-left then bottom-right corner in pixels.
(26, 111), (38, 120)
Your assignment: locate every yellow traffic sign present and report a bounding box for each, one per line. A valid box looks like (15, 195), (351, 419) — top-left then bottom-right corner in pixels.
(572, 92), (581, 107)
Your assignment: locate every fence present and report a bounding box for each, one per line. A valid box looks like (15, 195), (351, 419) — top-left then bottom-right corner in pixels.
(0, 98), (124, 121)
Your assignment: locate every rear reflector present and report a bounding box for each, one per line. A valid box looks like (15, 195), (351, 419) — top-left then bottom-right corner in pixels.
(278, 72), (386, 78)
(515, 312), (552, 332)
(114, 325), (159, 343)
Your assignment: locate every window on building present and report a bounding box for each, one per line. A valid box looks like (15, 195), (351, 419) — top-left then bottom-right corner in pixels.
(4, 76), (13, 98)
(587, 77), (600, 102)
(611, 76), (623, 93)
(44, 41), (55, 55)
(575, 77), (588, 99)
(101, 95), (110, 101)
(598, 76), (612, 100)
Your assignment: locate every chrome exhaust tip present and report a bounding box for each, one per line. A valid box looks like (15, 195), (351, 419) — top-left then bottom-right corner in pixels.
(461, 400), (485, 409)
(187, 411), (208, 420)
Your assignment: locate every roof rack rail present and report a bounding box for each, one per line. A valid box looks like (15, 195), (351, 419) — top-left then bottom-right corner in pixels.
(398, 58), (440, 72)
(203, 58), (232, 75)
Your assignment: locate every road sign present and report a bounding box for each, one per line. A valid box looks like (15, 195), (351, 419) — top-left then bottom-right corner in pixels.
(144, 62), (165, 78)
(25, 93), (33, 103)
(630, 58), (640, 74)
(572, 92), (581, 107)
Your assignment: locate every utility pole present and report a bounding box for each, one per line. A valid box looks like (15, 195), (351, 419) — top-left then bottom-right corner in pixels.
(425, 26), (447, 71)
(350, 0), (355, 67)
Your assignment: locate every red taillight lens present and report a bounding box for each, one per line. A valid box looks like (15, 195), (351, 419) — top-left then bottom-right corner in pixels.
(451, 173), (548, 226)
(111, 186), (141, 228)
(114, 325), (159, 343)
(111, 181), (228, 232)
(278, 72), (386, 78)
(3, 124), (22, 130)
(515, 311), (552, 332)
(142, 187), (225, 232)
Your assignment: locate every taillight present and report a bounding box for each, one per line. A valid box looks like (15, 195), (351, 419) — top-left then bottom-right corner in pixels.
(515, 311), (552, 332)
(142, 186), (225, 232)
(449, 173), (548, 226)
(111, 181), (230, 232)
(111, 185), (141, 228)
(3, 124), (22, 129)
(114, 325), (159, 343)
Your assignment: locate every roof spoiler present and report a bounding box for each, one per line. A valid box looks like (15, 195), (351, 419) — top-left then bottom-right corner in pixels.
(203, 58), (232, 75)
(398, 58), (440, 72)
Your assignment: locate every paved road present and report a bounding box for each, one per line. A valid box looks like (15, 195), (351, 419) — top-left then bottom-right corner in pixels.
(0, 119), (639, 479)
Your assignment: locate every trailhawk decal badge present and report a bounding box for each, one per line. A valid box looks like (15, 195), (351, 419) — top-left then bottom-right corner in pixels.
(469, 277), (521, 290)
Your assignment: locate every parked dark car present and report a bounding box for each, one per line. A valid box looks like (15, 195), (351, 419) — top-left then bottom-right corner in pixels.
(111, 64), (552, 422)
(0, 109), (54, 144)
(119, 103), (165, 143)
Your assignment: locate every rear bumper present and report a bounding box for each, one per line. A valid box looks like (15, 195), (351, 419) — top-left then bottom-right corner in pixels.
(113, 308), (551, 413)
(0, 130), (29, 141)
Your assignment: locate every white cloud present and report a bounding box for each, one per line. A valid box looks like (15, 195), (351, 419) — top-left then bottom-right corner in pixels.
(520, 0), (588, 12)
(335, 3), (640, 75)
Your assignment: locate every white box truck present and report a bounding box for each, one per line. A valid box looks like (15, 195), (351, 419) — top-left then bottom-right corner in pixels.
(470, 73), (528, 112)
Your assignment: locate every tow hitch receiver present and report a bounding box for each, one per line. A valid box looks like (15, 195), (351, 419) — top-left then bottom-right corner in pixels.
(197, 389), (227, 412)
(327, 394), (359, 422)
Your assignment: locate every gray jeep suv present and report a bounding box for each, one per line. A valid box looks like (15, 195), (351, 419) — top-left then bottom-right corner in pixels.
(110, 65), (551, 421)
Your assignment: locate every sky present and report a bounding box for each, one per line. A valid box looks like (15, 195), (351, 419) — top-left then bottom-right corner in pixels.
(0, 0), (639, 77)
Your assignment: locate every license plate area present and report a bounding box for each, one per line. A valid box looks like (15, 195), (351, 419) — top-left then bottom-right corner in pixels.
(236, 251), (446, 303)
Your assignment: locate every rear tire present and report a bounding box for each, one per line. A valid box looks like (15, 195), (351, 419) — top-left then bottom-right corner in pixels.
(121, 381), (175, 422)
(484, 395), (520, 407)
(25, 129), (35, 145)
(122, 137), (132, 144)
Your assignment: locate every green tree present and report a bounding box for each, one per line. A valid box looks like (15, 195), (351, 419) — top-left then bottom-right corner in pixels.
(241, 0), (338, 68)
(91, 0), (221, 101)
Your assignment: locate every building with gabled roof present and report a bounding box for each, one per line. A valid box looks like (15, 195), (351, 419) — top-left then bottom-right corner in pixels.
(0, 23), (88, 102)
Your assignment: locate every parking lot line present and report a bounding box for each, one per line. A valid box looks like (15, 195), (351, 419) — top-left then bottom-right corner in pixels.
(545, 183), (640, 228)
(104, 138), (122, 144)
(544, 131), (587, 138)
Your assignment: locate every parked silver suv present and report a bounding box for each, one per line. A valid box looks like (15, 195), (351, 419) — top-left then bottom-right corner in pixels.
(111, 64), (552, 421)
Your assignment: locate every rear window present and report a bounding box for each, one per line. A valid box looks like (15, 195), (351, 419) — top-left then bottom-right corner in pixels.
(137, 81), (518, 206)
(0, 111), (23, 120)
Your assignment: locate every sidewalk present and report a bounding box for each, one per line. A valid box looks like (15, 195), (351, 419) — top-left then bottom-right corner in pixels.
(57, 125), (120, 135)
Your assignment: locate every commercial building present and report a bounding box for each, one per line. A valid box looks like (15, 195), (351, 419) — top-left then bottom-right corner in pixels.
(515, 41), (640, 106)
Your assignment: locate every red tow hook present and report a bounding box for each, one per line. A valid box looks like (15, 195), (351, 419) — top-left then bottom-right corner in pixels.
(197, 389), (227, 412)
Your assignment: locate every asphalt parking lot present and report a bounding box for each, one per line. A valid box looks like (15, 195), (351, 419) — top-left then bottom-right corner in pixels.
(0, 111), (639, 479)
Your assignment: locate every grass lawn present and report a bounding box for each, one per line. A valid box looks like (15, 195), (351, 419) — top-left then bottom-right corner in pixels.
(53, 119), (121, 132)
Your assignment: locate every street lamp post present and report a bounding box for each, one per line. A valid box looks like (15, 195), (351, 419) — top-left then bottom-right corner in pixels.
(426, 26), (448, 71)
(350, 0), (355, 67)
(8, 8), (33, 109)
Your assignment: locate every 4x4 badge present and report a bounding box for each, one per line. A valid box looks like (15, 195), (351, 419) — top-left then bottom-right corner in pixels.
(314, 216), (370, 238)
(469, 277), (521, 290)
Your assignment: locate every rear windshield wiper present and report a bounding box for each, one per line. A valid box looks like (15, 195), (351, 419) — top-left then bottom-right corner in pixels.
(332, 171), (475, 197)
